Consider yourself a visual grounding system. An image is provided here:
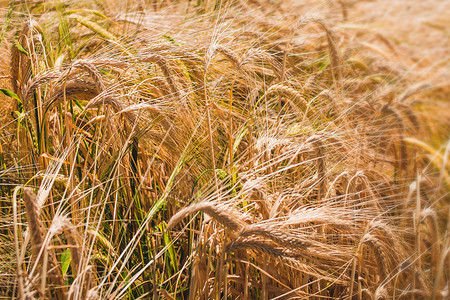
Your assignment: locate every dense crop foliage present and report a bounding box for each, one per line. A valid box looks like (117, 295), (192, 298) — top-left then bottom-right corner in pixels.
(0, 0), (449, 299)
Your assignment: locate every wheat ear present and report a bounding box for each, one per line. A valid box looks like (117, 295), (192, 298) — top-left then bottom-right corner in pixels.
(167, 202), (245, 232)
(238, 224), (310, 249)
(298, 16), (342, 87)
(23, 188), (67, 298)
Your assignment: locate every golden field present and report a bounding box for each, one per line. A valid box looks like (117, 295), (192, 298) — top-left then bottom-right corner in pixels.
(0, 0), (449, 299)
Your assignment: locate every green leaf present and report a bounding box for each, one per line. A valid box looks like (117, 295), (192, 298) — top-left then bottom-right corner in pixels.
(61, 248), (72, 276)
(216, 168), (228, 180)
(159, 222), (178, 273)
(232, 125), (248, 156)
(163, 34), (179, 46)
(0, 88), (20, 101)
(318, 57), (330, 72)
(14, 41), (28, 56)
(73, 99), (84, 110)
(0, 88), (22, 111)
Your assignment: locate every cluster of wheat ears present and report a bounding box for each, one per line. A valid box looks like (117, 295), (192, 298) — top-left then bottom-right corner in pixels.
(0, 0), (448, 299)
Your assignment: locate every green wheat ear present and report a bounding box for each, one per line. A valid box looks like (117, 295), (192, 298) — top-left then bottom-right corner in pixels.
(70, 14), (116, 41)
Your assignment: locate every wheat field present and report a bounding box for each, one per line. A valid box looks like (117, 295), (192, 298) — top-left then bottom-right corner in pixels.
(0, 0), (449, 299)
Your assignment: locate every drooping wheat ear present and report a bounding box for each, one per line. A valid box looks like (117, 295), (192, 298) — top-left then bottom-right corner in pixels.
(380, 104), (407, 171)
(44, 216), (73, 282)
(85, 94), (135, 122)
(368, 221), (406, 267)
(306, 135), (327, 200)
(369, 221), (399, 247)
(21, 71), (62, 109)
(89, 58), (130, 69)
(118, 103), (162, 115)
(238, 224), (311, 249)
(374, 284), (388, 300)
(10, 22), (31, 94)
(374, 33), (398, 56)
(285, 206), (354, 230)
(226, 238), (347, 284)
(167, 202), (245, 232)
(48, 215), (72, 236)
(361, 233), (389, 279)
(298, 16), (342, 86)
(213, 45), (243, 69)
(397, 82), (431, 103)
(394, 102), (420, 130)
(148, 77), (172, 97)
(155, 46), (205, 95)
(147, 42), (203, 64)
(317, 89), (342, 115)
(71, 60), (106, 92)
(264, 83), (318, 118)
(226, 239), (287, 259)
(420, 208), (440, 273)
(242, 48), (282, 79)
(22, 188), (45, 253)
(142, 54), (180, 97)
(23, 189), (67, 298)
(46, 79), (99, 111)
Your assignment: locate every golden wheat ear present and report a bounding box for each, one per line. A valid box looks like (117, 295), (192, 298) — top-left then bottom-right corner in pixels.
(22, 188), (67, 299)
(22, 188), (45, 255)
(167, 202), (246, 232)
(298, 16), (342, 87)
